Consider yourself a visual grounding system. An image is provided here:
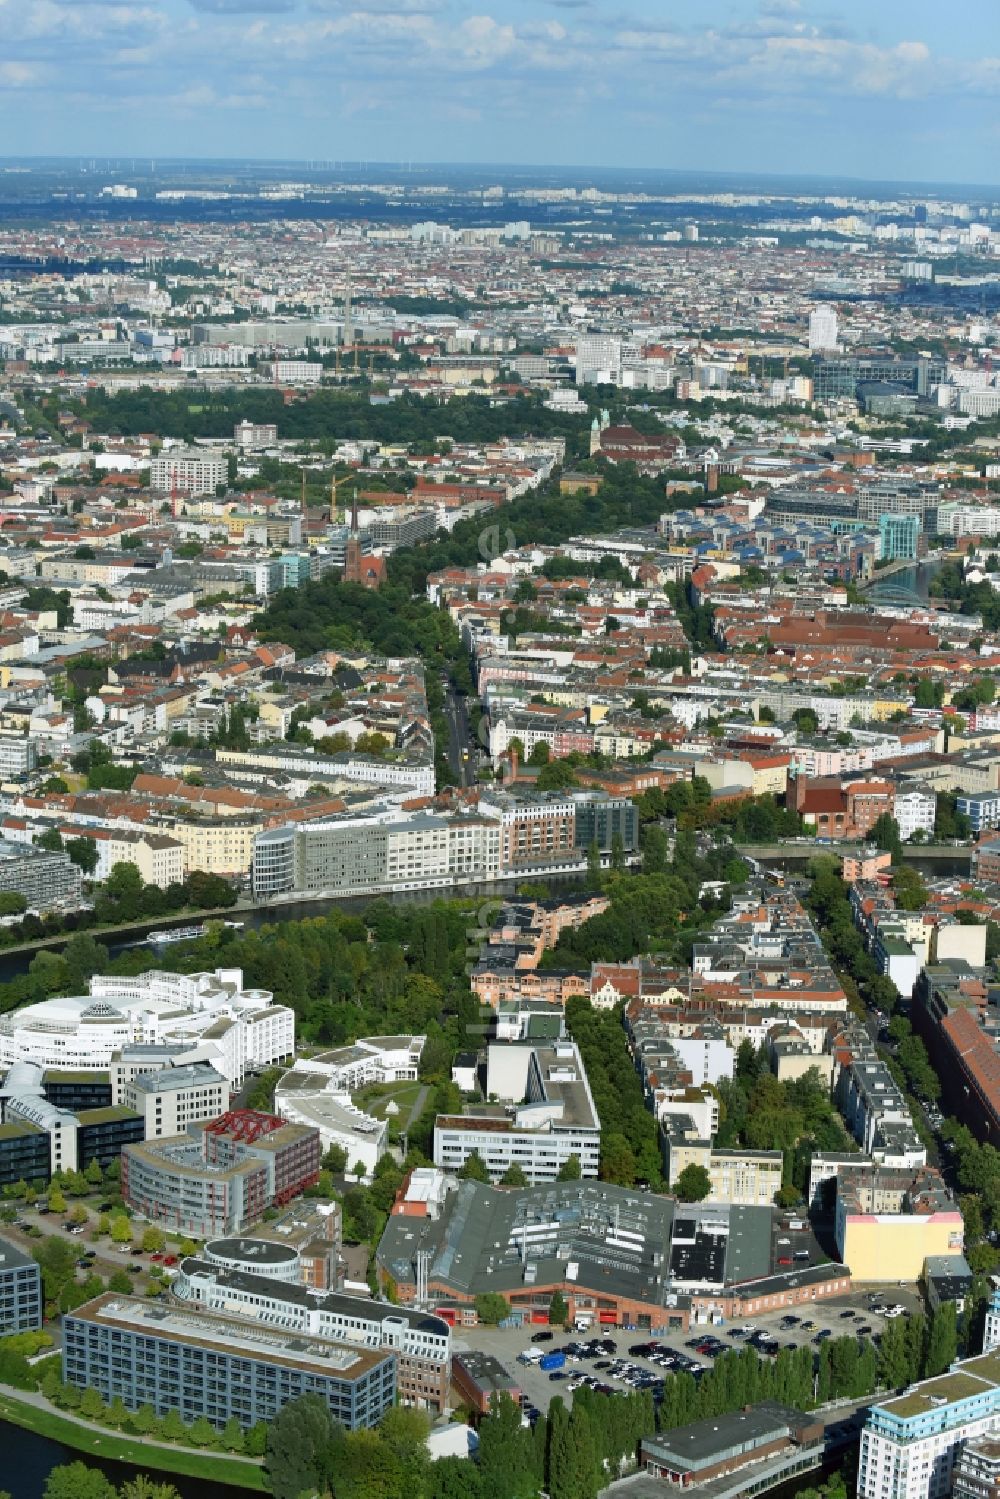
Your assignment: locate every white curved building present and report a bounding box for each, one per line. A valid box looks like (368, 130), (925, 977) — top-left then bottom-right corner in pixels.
(0, 967), (294, 1085)
(273, 1038), (424, 1176)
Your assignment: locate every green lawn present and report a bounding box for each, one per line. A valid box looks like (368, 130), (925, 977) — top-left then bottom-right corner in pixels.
(0, 1392), (270, 1491)
(353, 1080), (424, 1121)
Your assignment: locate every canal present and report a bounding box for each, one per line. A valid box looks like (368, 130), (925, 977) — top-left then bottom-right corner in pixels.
(0, 1420), (259, 1499)
(0, 878), (538, 984)
(865, 556), (942, 605)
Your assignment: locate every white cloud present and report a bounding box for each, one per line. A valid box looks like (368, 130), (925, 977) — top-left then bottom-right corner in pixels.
(0, 61), (39, 85)
(188, 0), (295, 13)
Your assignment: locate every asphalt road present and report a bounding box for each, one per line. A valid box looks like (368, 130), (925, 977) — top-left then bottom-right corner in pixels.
(441, 677), (478, 787)
(3, 1199), (175, 1280)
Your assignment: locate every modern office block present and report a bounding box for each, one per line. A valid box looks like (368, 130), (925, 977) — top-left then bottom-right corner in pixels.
(63, 1294), (396, 1430)
(0, 1234), (42, 1334)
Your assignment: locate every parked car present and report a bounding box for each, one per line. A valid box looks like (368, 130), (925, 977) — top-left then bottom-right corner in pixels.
(531, 1331), (554, 1343)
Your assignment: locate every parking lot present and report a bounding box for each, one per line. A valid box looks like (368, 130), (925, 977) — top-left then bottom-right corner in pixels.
(454, 1284), (924, 1416)
(2, 1199), (184, 1283)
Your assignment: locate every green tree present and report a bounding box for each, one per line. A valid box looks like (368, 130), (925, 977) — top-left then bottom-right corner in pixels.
(323, 1142), (349, 1173)
(600, 1133), (636, 1186)
(120, 1479), (183, 1499)
(500, 1163), (528, 1187)
(870, 813), (903, 857)
(219, 1416), (245, 1453)
(549, 1289), (569, 1326)
(265, 1393), (339, 1499)
(110, 1213), (132, 1245)
(43, 1464), (117, 1499)
(674, 1163), (713, 1203)
(245, 1422), (268, 1457)
(66, 837), (99, 875)
(474, 1292), (510, 1326)
(479, 1392), (536, 1499)
(878, 1316), (913, 1391)
(557, 1154), (582, 1182)
(159, 1409), (187, 1443)
(925, 1302), (958, 1378)
(79, 1386), (105, 1420)
(129, 1406), (159, 1437)
(641, 825), (668, 876)
(459, 1150), (490, 1183)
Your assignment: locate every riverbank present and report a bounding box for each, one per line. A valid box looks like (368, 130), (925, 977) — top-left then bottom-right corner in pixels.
(0, 870), (539, 965)
(0, 1387), (269, 1493)
(741, 841), (971, 865)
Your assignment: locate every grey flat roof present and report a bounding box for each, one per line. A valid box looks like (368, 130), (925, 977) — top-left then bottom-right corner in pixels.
(724, 1206), (774, 1284)
(453, 1350), (518, 1393)
(643, 1406), (791, 1469)
(204, 1237), (298, 1267)
(377, 1179), (677, 1307)
(134, 1064), (226, 1093)
(0, 1232), (38, 1273)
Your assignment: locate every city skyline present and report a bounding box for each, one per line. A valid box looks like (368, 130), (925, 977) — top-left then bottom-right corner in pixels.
(0, 0), (997, 186)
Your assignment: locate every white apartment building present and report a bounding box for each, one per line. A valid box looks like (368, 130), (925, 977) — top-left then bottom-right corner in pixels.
(234, 420), (278, 450)
(150, 449), (228, 497)
(385, 817), (450, 888)
(118, 1063), (230, 1139)
(894, 786), (937, 842)
(285, 1037), (424, 1094)
(0, 736), (38, 777)
(88, 829), (185, 887)
(433, 1040), (601, 1183)
(268, 361), (322, 385)
(985, 1287), (1000, 1353)
(808, 304), (838, 352)
(936, 502), (1000, 538)
(575, 336), (622, 386)
(667, 1032), (735, 1089)
(275, 1075), (388, 1176)
(859, 1352), (1000, 1499)
(959, 388), (1000, 419)
(253, 809), (499, 898)
(0, 968), (294, 1085)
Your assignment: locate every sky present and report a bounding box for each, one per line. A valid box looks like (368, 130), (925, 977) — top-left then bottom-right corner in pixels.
(1, 0), (999, 185)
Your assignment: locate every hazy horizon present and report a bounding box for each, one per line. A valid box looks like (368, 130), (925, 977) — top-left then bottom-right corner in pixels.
(1, 1), (997, 186)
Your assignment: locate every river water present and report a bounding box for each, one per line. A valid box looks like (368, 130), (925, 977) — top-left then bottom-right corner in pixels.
(0, 1420), (258, 1499)
(865, 556), (942, 605)
(0, 875), (569, 984)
